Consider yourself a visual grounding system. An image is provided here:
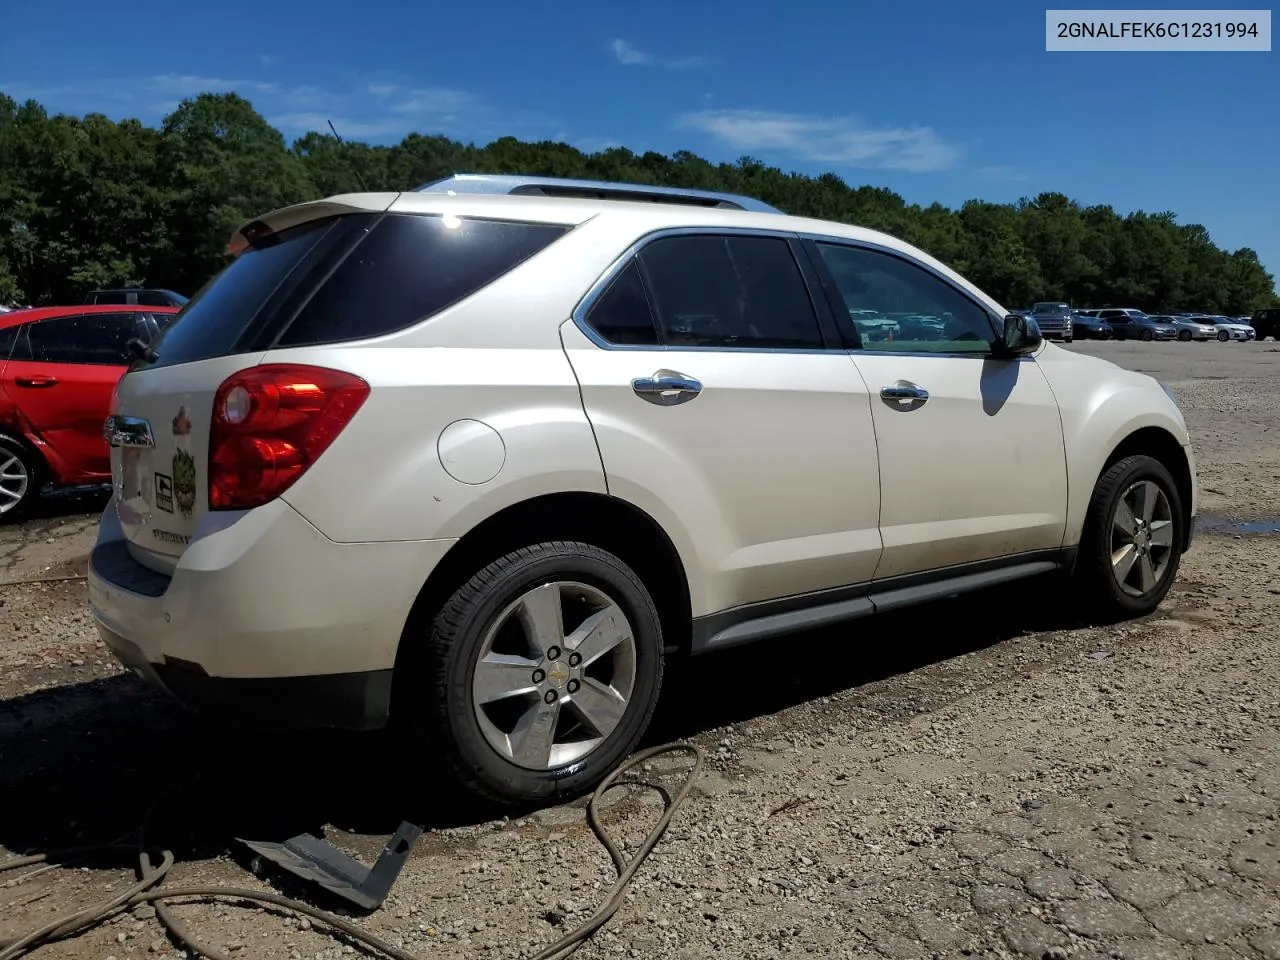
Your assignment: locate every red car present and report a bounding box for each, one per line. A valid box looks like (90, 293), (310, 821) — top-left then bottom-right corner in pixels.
(0, 303), (179, 521)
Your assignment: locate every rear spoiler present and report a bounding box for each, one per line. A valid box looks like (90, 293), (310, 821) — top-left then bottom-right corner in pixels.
(227, 193), (402, 256)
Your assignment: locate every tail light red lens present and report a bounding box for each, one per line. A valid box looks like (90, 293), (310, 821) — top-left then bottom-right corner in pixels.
(209, 364), (370, 510)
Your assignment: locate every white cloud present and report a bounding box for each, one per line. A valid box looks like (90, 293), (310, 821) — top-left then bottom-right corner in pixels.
(267, 113), (410, 139)
(610, 38), (708, 70)
(387, 87), (476, 114)
(975, 164), (1029, 183)
(149, 74), (280, 97)
(677, 108), (960, 172)
(611, 39), (652, 65)
(0, 74), (558, 144)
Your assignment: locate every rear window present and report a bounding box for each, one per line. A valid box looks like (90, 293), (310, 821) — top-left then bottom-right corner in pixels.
(142, 213), (569, 368)
(146, 218), (338, 369)
(136, 290), (182, 307)
(274, 214), (569, 348)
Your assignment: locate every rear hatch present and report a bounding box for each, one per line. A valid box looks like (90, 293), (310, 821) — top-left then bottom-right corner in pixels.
(107, 197), (397, 574)
(107, 191), (576, 575)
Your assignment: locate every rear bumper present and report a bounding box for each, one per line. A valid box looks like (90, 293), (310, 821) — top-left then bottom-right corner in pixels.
(88, 496), (457, 731)
(101, 625), (392, 730)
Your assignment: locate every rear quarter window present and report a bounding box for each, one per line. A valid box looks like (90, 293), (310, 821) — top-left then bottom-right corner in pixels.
(274, 214), (570, 347)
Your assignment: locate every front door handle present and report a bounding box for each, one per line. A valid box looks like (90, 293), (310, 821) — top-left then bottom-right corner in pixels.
(632, 370), (702, 406)
(15, 375), (59, 389)
(880, 382), (929, 406)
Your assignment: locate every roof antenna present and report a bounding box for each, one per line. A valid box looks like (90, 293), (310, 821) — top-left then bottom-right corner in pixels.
(326, 119), (369, 192)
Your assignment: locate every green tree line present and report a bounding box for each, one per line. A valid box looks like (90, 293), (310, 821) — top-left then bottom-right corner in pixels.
(1, 90), (1275, 312)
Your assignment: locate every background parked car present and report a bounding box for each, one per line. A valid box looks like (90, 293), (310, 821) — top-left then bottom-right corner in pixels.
(1158, 315), (1217, 342)
(1030, 301), (1073, 342)
(1252, 308), (1280, 341)
(1068, 312), (1113, 340)
(1204, 315), (1255, 342)
(1096, 309), (1178, 341)
(84, 288), (188, 308)
(0, 303), (177, 520)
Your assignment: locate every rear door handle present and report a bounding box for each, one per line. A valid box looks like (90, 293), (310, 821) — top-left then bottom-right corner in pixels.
(880, 383), (929, 406)
(631, 370), (702, 406)
(15, 376), (59, 389)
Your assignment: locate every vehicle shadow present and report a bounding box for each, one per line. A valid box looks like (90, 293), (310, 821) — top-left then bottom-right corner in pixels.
(20, 489), (110, 524)
(653, 574), (1085, 740)
(0, 576), (1088, 871)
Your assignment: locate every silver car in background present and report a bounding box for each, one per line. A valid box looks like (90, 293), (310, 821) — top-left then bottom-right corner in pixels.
(1204, 316), (1256, 342)
(1157, 315), (1217, 342)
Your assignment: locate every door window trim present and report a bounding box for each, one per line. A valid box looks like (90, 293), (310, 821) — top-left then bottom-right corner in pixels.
(797, 234), (1011, 360)
(570, 226), (845, 353)
(15, 312), (140, 366)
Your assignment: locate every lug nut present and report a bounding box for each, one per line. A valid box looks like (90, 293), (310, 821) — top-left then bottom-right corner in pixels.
(568, 652), (581, 667)
(567, 679), (580, 694)
(532, 669), (545, 684)
(544, 690), (558, 704)
(547, 646), (561, 660)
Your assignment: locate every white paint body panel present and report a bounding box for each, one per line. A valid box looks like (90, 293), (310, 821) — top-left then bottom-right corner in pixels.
(560, 321), (882, 618)
(849, 353), (1068, 579)
(88, 190), (1198, 684)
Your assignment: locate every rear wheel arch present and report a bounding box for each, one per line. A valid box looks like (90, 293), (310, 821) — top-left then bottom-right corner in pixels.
(392, 491), (694, 711)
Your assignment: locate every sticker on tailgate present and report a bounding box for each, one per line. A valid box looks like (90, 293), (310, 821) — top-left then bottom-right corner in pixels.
(155, 473), (173, 513)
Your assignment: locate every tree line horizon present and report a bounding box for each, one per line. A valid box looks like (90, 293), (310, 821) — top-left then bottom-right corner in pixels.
(1, 90), (1275, 314)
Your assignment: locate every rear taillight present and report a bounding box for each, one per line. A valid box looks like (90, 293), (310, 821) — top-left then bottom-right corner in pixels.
(209, 364), (370, 511)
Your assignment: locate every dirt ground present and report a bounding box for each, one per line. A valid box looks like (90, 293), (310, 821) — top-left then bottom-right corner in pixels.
(1, 339), (1278, 960)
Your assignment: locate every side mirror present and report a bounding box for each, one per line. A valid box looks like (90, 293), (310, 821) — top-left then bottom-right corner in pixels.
(998, 313), (1042, 357)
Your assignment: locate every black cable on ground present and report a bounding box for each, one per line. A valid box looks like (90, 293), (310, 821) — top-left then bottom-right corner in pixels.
(0, 741), (703, 960)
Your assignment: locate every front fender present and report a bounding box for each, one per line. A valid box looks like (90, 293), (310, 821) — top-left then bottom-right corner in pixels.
(1059, 382), (1192, 547)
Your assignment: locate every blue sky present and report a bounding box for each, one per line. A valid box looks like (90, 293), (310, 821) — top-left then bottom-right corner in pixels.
(4, 0), (1278, 284)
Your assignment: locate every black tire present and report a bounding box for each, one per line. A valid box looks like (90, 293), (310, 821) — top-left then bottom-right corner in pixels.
(1178, 330), (1191, 342)
(1217, 330), (1229, 342)
(1139, 329), (1154, 342)
(1064, 336), (1073, 344)
(0, 434), (41, 524)
(409, 541), (664, 807)
(1074, 454), (1184, 622)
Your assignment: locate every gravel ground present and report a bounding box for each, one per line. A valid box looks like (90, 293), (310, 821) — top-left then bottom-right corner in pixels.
(1, 339), (1278, 960)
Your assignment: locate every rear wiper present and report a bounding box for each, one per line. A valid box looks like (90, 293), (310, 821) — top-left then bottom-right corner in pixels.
(127, 338), (159, 364)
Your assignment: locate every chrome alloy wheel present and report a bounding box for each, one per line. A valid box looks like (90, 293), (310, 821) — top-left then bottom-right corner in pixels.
(471, 581), (637, 770)
(0, 452), (29, 514)
(1110, 480), (1175, 597)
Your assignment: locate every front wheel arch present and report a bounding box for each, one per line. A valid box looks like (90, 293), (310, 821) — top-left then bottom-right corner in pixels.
(1086, 427), (1194, 559)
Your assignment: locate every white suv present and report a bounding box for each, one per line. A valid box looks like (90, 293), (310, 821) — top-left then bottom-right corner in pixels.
(90, 175), (1198, 805)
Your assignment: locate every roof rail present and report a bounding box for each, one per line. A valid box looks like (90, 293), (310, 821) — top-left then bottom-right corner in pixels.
(413, 173), (781, 214)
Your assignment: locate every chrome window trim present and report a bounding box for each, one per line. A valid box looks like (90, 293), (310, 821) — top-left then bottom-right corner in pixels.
(571, 225), (1029, 362)
(569, 226), (838, 355)
(799, 232), (1012, 362)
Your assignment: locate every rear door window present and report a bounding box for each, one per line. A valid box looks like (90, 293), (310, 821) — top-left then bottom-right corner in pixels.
(582, 260), (660, 346)
(17, 313), (138, 365)
(636, 234), (824, 349)
(275, 214), (570, 347)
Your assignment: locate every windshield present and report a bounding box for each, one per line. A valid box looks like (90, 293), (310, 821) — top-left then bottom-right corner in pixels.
(1032, 302), (1070, 315)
